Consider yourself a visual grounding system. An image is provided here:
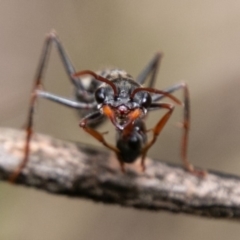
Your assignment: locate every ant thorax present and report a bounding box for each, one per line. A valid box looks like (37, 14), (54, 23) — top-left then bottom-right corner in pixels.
(97, 68), (133, 81)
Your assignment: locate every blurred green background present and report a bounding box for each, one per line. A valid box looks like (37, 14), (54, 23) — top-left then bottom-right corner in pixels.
(1, 1), (240, 239)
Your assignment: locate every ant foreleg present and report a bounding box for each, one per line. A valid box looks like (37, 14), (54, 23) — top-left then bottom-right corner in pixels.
(151, 83), (206, 177)
(79, 111), (126, 171)
(136, 52), (163, 87)
(79, 111), (119, 154)
(151, 84), (190, 169)
(141, 103), (174, 172)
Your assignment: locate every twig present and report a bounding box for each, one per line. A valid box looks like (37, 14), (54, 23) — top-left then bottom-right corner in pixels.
(0, 127), (240, 219)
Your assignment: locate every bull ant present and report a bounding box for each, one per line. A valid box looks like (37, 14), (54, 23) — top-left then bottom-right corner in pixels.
(10, 31), (205, 181)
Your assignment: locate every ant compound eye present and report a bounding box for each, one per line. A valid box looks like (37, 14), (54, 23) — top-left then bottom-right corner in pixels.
(95, 87), (106, 103)
(141, 92), (152, 108)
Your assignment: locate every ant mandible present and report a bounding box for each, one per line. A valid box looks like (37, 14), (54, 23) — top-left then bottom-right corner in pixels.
(10, 30), (205, 181)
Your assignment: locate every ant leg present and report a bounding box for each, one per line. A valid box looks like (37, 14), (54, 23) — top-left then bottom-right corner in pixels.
(141, 103), (174, 171)
(40, 30), (89, 93)
(9, 31), (93, 182)
(9, 91), (97, 183)
(150, 83), (206, 177)
(33, 30), (95, 103)
(36, 90), (97, 109)
(79, 111), (119, 154)
(79, 110), (126, 171)
(151, 83), (190, 165)
(136, 52), (163, 87)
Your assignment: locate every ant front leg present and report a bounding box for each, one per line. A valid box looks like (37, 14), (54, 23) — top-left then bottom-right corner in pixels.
(141, 103), (174, 172)
(79, 111), (120, 155)
(151, 83), (206, 177)
(79, 111), (127, 172)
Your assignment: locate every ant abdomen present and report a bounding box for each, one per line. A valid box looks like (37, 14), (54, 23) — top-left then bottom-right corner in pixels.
(116, 121), (147, 163)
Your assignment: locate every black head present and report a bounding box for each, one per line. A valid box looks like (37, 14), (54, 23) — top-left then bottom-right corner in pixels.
(73, 70), (155, 130)
(95, 78), (153, 110)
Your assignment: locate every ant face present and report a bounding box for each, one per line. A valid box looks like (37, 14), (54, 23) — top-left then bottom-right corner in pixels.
(95, 77), (153, 129)
(94, 79), (149, 130)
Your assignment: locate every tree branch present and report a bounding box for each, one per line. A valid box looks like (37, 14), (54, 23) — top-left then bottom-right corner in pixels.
(0, 127), (240, 219)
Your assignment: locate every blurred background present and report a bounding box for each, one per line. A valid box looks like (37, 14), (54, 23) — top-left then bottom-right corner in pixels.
(1, 1), (240, 239)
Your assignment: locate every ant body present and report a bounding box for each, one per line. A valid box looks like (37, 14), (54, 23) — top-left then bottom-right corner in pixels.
(10, 31), (205, 181)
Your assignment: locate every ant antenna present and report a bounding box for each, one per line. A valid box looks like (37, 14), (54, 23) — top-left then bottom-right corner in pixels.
(130, 87), (182, 105)
(73, 70), (118, 96)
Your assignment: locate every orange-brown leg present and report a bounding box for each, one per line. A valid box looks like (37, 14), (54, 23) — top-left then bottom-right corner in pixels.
(79, 112), (127, 171)
(141, 103), (174, 172)
(79, 111), (119, 154)
(9, 91), (37, 182)
(151, 83), (206, 177)
(9, 33), (55, 181)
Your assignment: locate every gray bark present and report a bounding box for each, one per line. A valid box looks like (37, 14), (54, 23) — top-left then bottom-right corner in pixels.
(0, 127), (240, 219)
